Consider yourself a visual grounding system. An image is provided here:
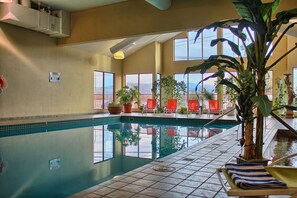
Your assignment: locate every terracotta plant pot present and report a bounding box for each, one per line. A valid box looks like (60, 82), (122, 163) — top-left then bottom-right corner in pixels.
(123, 103), (132, 113)
(108, 106), (122, 114)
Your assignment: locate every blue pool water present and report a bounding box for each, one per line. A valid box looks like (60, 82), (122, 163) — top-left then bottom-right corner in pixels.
(0, 117), (238, 197)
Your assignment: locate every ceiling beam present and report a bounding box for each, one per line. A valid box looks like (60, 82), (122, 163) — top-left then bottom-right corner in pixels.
(57, 0), (297, 46)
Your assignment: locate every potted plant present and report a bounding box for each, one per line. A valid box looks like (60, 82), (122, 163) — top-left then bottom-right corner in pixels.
(107, 102), (122, 114)
(116, 86), (141, 113)
(185, 0), (297, 162)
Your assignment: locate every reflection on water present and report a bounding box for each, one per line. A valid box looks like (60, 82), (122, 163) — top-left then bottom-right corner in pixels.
(0, 122), (228, 197)
(265, 131), (297, 167)
(106, 123), (225, 160)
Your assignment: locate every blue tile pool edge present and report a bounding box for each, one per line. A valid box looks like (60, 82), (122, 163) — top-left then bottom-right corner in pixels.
(0, 115), (239, 138)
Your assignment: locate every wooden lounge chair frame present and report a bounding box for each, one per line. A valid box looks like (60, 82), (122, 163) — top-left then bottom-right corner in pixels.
(217, 153), (297, 197)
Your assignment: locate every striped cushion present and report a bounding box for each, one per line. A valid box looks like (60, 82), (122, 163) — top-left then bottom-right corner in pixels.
(225, 163), (287, 190)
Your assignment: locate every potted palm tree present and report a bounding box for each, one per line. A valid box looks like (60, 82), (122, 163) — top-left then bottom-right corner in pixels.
(185, 0), (297, 162)
(116, 86), (141, 113)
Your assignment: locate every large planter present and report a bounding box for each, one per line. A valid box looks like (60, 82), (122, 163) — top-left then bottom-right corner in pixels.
(108, 106), (122, 114)
(123, 103), (132, 113)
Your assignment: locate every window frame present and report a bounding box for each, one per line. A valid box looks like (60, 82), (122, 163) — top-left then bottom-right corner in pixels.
(125, 73), (154, 108)
(94, 71), (115, 110)
(174, 30), (218, 61)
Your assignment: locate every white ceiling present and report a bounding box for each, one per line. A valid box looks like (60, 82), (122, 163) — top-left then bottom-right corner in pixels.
(29, 0), (180, 58)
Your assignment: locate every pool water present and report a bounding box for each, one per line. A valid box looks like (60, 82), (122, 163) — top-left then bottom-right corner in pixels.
(0, 120), (235, 197)
(264, 130), (297, 167)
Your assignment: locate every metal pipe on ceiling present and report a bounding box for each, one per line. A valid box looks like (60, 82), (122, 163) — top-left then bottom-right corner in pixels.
(145, 0), (172, 10)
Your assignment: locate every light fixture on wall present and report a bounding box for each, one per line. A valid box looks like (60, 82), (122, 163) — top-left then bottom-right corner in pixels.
(113, 50), (125, 60)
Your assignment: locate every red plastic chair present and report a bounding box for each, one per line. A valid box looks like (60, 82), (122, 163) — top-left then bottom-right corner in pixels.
(165, 99), (177, 114)
(187, 99), (201, 115)
(208, 99), (222, 116)
(144, 98), (157, 113)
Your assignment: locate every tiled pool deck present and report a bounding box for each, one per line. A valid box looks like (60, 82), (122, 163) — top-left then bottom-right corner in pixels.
(1, 113), (296, 198)
(68, 113), (296, 198)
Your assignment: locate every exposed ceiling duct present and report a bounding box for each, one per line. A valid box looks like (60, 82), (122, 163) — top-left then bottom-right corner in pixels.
(145, 0), (172, 10)
(110, 36), (142, 59)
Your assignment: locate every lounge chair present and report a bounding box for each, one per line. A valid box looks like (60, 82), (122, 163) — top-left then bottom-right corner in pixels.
(217, 153), (297, 197)
(143, 98), (157, 113)
(187, 99), (201, 115)
(164, 99), (177, 114)
(208, 99), (222, 116)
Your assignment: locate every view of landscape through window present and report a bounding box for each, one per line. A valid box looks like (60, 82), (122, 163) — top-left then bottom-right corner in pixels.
(125, 74), (153, 108)
(94, 71), (114, 109)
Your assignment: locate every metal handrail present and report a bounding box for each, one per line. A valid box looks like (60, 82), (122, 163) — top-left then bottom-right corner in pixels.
(270, 112), (297, 136)
(203, 107), (236, 128)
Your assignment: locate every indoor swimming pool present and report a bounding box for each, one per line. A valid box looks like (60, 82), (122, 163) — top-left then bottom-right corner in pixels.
(0, 116), (238, 197)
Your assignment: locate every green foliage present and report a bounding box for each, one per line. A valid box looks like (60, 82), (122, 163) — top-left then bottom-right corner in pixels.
(224, 77), (239, 107)
(116, 86), (141, 107)
(113, 124), (141, 147)
(185, 0), (297, 160)
(179, 106), (188, 114)
(274, 78), (287, 109)
(108, 101), (122, 107)
(202, 88), (214, 100)
(152, 75), (186, 106)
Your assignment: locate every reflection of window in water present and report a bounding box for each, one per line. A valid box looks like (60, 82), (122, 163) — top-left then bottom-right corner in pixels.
(93, 125), (114, 164)
(125, 124), (154, 159)
(112, 123), (227, 160)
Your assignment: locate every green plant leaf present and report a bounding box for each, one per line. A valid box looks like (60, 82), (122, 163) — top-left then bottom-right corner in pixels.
(211, 38), (241, 57)
(185, 61), (218, 75)
(251, 95), (272, 117)
(276, 8), (297, 24)
(219, 79), (240, 93)
(282, 105), (297, 111)
(260, 0), (280, 22)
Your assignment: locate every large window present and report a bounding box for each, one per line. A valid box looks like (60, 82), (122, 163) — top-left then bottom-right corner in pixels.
(175, 73), (217, 108)
(93, 125), (114, 163)
(174, 30), (217, 61)
(94, 71), (114, 109)
(125, 74), (153, 107)
(223, 27), (254, 57)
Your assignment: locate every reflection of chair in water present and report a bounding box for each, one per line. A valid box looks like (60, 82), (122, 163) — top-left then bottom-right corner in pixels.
(166, 126), (177, 136)
(187, 127), (200, 137)
(144, 98), (157, 113)
(164, 99), (177, 114)
(187, 100), (201, 115)
(217, 153), (297, 197)
(208, 99), (223, 116)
